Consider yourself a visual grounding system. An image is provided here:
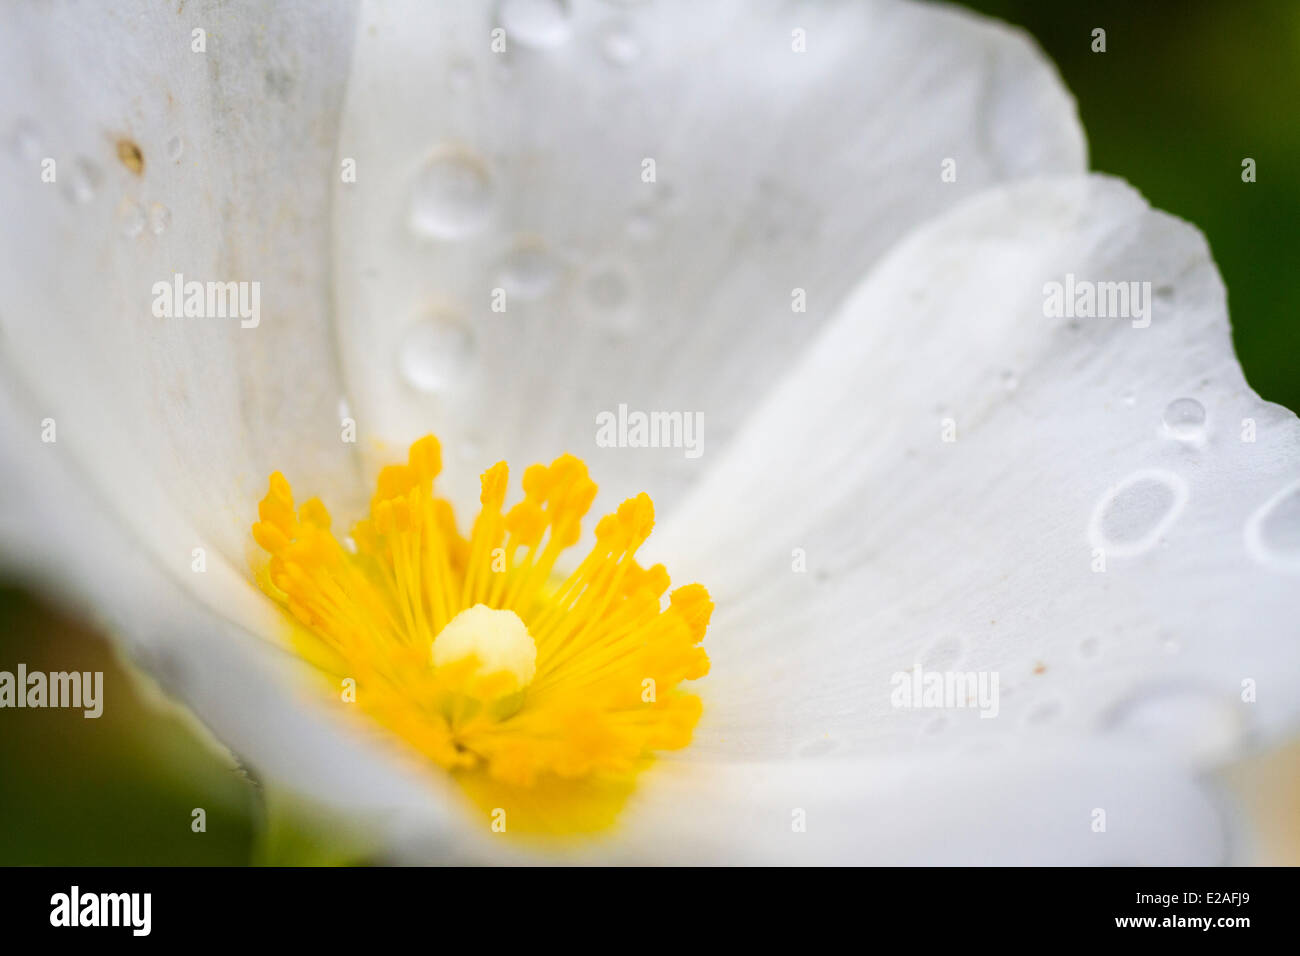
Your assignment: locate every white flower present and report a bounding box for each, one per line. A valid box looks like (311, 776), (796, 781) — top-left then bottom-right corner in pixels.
(0, 0), (1295, 864)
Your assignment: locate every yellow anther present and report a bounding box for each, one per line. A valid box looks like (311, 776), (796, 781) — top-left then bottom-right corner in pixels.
(252, 520), (289, 555)
(480, 461), (510, 509)
(408, 434), (442, 483)
(298, 497), (331, 530)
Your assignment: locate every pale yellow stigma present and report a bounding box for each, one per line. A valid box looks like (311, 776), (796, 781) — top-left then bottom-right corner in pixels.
(433, 604), (537, 696)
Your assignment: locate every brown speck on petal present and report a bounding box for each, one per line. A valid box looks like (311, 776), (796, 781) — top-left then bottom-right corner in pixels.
(116, 138), (144, 175)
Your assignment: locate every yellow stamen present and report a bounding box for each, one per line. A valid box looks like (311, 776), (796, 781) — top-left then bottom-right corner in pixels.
(250, 435), (711, 835)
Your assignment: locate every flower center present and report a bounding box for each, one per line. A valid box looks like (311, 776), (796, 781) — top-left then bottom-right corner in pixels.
(433, 604), (537, 696)
(249, 435), (711, 834)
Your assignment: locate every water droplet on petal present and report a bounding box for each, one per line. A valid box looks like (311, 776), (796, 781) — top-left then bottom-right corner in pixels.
(1121, 389), (1137, 408)
(1000, 370), (1018, 392)
(60, 157), (101, 204)
(1105, 687), (1242, 763)
(1245, 479), (1300, 572)
(497, 242), (561, 300)
(497, 0), (572, 49)
(165, 135), (184, 162)
(409, 150), (493, 241)
(117, 197), (145, 238)
(397, 312), (475, 394)
(11, 120), (42, 161)
(582, 262), (638, 333)
(148, 202), (171, 235)
(626, 205), (658, 241)
(447, 60), (474, 92)
(1088, 469), (1188, 558)
(599, 22), (641, 65)
(1079, 637), (1100, 659)
(1162, 397), (1206, 441)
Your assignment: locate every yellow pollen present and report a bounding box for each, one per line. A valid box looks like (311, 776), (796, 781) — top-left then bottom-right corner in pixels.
(433, 604), (537, 695)
(249, 434), (711, 835)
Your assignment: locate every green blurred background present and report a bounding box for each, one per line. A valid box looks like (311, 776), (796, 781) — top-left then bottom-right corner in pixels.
(2, 1), (1298, 864)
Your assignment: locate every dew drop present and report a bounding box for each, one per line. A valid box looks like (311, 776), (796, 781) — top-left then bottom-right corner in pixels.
(1121, 389), (1137, 408)
(1088, 469), (1188, 558)
(626, 205), (658, 241)
(1105, 687), (1242, 763)
(148, 202), (171, 235)
(497, 0), (572, 49)
(1000, 369), (1018, 392)
(599, 22), (641, 65)
(1161, 397), (1206, 441)
(497, 242), (561, 300)
(447, 60), (474, 93)
(409, 150), (493, 241)
(117, 197), (145, 238)
(60, 157), (101, 204)
(582, 263), (637, 333)
(1079, 637), (1100, 659)
(1245, 479), (1300, 572)
(165, 135), (184, 162)
(397, 312), (475, 394)
(11, 119), (41, 161)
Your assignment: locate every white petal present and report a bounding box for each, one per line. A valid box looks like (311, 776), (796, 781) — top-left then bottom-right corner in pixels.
(0, 2), (457, 851)
(331, 0), (1085, 516)
(0, 0), (364, 608)
(408, 737), (1231, 865)
(656, 175), (1300, 763)
(592, 741), (1231, 865)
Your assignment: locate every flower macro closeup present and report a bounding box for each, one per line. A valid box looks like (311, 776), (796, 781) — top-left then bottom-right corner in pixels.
(1, 0), (1299, 880)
